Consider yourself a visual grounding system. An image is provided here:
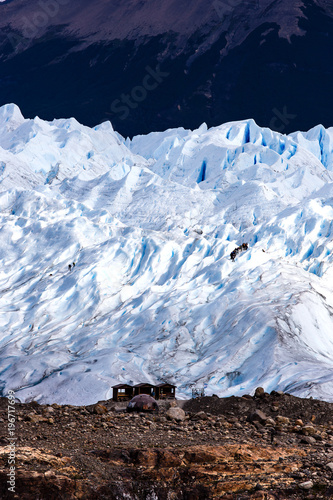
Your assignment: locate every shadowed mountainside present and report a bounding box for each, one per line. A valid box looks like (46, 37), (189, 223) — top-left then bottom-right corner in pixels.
(0, 0), (333, 136)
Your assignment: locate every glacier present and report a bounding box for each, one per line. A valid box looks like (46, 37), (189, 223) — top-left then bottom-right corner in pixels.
(0, 103), (333, 404)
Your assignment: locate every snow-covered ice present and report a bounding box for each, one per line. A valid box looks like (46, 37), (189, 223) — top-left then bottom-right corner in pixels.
(0, 103), (333, 404)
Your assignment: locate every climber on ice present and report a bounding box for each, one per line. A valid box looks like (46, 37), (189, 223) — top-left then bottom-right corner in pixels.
(230, 243), (249, 261)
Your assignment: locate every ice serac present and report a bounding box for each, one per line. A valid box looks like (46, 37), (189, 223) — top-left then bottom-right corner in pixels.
(0, 104), (333, 405)
(290, 125), (333, 171)
(0, 103), (26, 135)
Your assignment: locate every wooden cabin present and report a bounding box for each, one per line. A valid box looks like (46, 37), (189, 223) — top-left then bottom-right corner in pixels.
(112, 384), (134, 402)
(155, 383), (176, 400)
(133, 383), (155, 397)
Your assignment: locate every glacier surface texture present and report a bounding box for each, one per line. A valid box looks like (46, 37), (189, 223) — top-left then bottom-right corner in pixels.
(0, 103), (333, 404)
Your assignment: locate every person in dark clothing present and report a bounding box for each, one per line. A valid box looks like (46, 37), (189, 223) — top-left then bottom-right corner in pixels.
(230, 243), (249, 261)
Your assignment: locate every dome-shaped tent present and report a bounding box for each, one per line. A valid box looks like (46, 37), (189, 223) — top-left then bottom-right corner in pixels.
(127, 394), (159, 413)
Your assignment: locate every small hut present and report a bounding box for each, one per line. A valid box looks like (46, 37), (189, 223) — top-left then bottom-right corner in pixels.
(155, 383), (176, 400)
(133, 383), (155, 397)
(112, 384), (134, 402)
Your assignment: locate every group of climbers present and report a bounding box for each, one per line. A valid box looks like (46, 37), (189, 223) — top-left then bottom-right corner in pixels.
(230, 243), (249, 262)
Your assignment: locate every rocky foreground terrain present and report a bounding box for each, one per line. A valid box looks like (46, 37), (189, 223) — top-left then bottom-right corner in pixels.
(1, 389), (333, 499)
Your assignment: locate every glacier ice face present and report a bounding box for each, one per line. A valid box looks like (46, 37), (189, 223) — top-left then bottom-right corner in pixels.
(0, 104), (333, 404)
(290, 125), (333, 171)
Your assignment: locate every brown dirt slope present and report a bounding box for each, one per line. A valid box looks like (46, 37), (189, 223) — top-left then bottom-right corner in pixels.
(0, 390), (333, 499)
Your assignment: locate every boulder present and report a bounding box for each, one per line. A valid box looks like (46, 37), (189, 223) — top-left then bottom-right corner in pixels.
(300, 436), (316, 445)
(248, 409), (267, 424)
(270, 390), (284, 397)
(299, 480), (313, 490)
(254, 387), (265, 398)
(26, 413), (46, 424)
(301, 425), (316, 436)
(276, 415), (290, 425)
(43, 407), (54, 415)
(191, 411), (209, 421)
(166, 407), (186, 422)
(94, 404), (108, 415)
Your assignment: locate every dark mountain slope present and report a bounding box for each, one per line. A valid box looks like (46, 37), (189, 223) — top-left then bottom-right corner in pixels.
(0, 0), (332, 136)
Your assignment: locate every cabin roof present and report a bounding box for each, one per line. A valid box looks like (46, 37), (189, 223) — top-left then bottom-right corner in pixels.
(133, 382), (155, 388)
(155, 383), (177, 388)
(112, 384), (133, 389)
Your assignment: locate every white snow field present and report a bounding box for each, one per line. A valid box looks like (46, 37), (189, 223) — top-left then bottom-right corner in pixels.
(0, 103), (333, 404)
